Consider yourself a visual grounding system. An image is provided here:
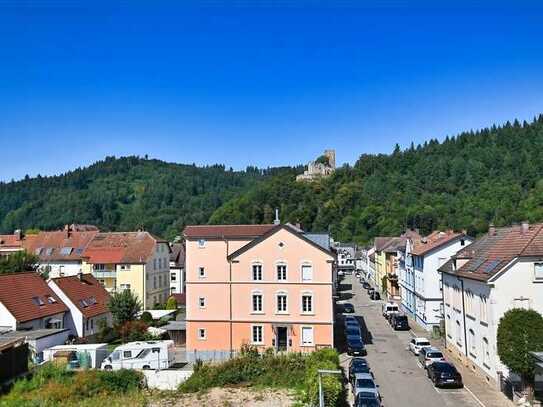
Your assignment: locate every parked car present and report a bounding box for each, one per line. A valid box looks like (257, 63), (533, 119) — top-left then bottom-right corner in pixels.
(351, 372), (379, 399)
(369, 291), (381, 301)
(418, 347), (445, 369)
(343, 303), (355, 313)
(409, 337), (432, 355)
(382, 302), (399, 319)
(367, 288), (375, 297)
(349, 358), (371, 382)
(347, 336), (366, 356)
(344, 318), (360, 330)
(390, 314), (409, 330)
(362, 282), (371, 289)
(344, 315), (358, 324)
(355, 271), (361, 278)
(101, 340), (175, 370)
(427, 361), (463, 388)
(355, 392), (382, 407)
(345, 325), (362, 339)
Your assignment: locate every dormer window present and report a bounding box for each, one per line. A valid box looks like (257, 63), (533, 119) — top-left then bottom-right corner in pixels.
(32, 296), (44, 306)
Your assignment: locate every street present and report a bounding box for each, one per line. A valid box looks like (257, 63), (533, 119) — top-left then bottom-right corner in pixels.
(337, 274), (483, 407)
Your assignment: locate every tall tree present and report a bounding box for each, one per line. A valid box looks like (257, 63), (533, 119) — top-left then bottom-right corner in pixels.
(497, 308), (543, 399)
(108, 290), (143, 326)
(0, 251), (39, 274)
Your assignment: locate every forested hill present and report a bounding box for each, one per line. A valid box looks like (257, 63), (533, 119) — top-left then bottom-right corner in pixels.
(0, 156), (298, 239)
(210, 115), (543, 243)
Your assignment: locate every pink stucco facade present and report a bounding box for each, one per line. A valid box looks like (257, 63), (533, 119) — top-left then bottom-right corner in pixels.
(185, 225), (335, 358)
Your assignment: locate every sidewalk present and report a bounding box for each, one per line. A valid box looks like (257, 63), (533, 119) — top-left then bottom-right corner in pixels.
(407, 315), (515, 407)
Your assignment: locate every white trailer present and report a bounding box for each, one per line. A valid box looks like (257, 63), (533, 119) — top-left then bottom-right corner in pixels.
(43, 343), (109, 368)
(100, 340), (174, 370)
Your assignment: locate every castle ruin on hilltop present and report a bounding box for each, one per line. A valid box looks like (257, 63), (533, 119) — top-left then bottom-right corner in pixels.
(296, 149), (336, 182)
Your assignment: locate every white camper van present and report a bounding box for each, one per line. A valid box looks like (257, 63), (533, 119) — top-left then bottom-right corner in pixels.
(101, 340), (175, 370)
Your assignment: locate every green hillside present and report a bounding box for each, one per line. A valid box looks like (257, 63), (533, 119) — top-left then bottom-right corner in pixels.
(211, 115), (543, 243)
(0, 156), (294, 239)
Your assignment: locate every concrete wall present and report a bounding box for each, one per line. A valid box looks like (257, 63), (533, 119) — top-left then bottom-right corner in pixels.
(43, 262), (82, 278)
(0, 302), (16, 330)
(143, 369), (193, 390)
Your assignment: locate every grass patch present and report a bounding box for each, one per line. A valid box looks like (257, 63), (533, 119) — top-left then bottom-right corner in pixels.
(0, 363), (146, 407)
(179, 346), (346, 406)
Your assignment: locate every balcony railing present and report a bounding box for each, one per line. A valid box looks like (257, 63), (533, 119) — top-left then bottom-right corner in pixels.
(92, 270), (117, 278)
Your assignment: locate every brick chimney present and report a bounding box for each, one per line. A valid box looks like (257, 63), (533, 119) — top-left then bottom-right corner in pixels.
(521, 221), (530, 235)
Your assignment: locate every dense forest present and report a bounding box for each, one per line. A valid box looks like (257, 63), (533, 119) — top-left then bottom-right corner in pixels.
(2, 116), (543, 244)
(211, 115), (543, 243)
(0, 156), (297, 239)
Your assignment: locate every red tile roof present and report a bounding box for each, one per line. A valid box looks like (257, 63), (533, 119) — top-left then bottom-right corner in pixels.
(0, 273), (68, 323)
(24, 229), (99, 262)
(82, 231), (166, 264)
(441, 223), (543, 281)
(411, 230), (464, 256)
(183, 224), (275, 239)
(51, 274), (111, 318)
(0, 234), (25, 249)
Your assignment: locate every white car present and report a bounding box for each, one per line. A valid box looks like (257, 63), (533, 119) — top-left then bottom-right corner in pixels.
(409, 337), (432, 355)
(418, 347), (445, 369)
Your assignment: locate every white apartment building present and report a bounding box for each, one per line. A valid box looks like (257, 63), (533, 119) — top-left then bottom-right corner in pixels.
(440, 223), (543, 387)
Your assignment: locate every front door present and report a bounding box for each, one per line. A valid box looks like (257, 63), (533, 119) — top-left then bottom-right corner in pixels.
(277, 327), (288, 351)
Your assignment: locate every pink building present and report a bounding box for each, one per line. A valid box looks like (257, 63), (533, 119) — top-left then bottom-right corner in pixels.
(184, 223), (335, 361)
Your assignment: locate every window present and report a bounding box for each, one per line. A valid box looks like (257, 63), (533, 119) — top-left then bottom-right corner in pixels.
(252, 325), (263, 344)
(198, 297), (206, 308)
(480, 295), (488, 323)
(94, 264), (105, 271)
(301, 327), (314, 346)
(456, 321), (462, 345)
(535, 263), (543, 280)
(276, 293), (288, 313)
(198, 328), (206, 340)
(120, 283), (131, 291)
(32, 296), (44, 306)
(120, 265), (130, 271)
(46, 296), (57, 304)
(482, 337), (490, 367)
(153, 276), (157, 289)
(301, 294), (313, 313)
(171, 273), (176, 281)
(465, 290), (474, 316)
(469, 329), (476, 356)
(198, 239), (206, 248)
(123, 351), (132, 358)
(252, 264), (263, 281)
(158, 275), (162, 287)
(198, 267), (205, 278)
(301, 264), (313, 282)
(277, 264), (287, 281)
(153, 259), (157, 270)
(252, 292), (263, 313)
(158, 258), (162, 269)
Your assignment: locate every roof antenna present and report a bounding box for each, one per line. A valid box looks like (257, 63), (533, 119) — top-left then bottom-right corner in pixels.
(274, 208), (280, 225)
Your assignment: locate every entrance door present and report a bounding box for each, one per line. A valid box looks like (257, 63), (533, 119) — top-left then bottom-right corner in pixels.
(277, 327), (288, 351)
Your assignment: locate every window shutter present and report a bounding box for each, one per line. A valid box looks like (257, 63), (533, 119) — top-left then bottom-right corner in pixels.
(302, 327), (313, 344)
(302, 265), (312, 281)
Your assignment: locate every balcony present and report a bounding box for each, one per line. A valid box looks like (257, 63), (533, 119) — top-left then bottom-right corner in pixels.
(92, 270), (117, 278)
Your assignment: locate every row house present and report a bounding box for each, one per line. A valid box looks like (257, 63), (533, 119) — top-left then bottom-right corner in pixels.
(184, 223), (335, 361)
(25, 225), (99, 278)
(439, 222), (543, 387)
(48, 273), (112, 338)
(0, 273), (68, 332)
(81, 231), (171, 310)
(0, 230), (28, 256)
(373, 237), (394, 290)
(169, 243), (185, 295)
(400, 230), (472, 331)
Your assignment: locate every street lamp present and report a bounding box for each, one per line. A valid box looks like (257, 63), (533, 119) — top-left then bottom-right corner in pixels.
(317, 369), (342, 407)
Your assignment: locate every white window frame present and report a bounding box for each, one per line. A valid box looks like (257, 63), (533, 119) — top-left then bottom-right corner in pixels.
(480, 295), (488, 324)
(198, 328), (207, 340)
(301, 291), (314, 314)
(300, 326), (314, 346)
(276, 291), (288, 314)
(198, 297), (206, 309)
(469, 329), (477, 356)
(252, 262), (263, 281)
(301, 263), (313, 282)
(276, 262), (287, 281)
(482, 337), (490, 367)
(198, 266), (206, 278)
(251, 290), (264, 314)
(251, 324), (264, 344)
(535, 263), (543, 280)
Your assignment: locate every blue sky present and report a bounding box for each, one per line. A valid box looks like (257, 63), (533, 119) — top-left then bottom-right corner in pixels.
(1, 1), (543, 181)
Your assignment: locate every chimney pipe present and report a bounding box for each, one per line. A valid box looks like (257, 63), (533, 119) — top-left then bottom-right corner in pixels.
(77, 271), (83, 281)
(521, 221), (529, 235)
(273, 208), (280, 225)
(489, 224), (496, 236)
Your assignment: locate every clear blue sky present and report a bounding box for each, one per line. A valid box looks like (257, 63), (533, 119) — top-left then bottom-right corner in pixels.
(1, 1), (543, 181)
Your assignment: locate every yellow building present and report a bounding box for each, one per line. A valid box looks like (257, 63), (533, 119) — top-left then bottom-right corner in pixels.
(81, 231), (171, 310)
(373, 237), (392, 291)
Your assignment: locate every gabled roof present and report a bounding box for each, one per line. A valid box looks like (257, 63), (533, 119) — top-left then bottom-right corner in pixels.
(183, 224), (275, 240)
(383, 237), (407, 253)
(374, 237), (394, 251)
(0, 273), (68, 323)
(24, 229), (99, 262)
(440, 223), (543, 281)
(411, 230), (465, 256)
(227, 224), (335, 260)
(0, 234), (25, 249)
(170, 243), (185, 267)
(50, 274), (110, 318)
(82, 231), (167, 264)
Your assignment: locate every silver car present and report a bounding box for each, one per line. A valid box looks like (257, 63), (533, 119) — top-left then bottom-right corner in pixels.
(352, 372), (380, 399)
(418, 347), (445, 369)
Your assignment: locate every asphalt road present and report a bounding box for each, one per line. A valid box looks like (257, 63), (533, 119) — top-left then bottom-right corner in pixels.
(336, 274), (482, 407)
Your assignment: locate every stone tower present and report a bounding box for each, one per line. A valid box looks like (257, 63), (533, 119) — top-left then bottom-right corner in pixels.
(324, 149), (336, 168)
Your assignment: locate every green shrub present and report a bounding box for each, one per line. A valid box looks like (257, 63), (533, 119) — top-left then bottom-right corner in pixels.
(140, 311), (153, 325)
